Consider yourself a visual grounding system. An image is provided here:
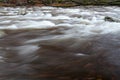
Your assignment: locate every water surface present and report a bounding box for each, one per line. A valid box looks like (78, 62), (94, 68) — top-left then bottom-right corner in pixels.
(0, 6), (120, 80)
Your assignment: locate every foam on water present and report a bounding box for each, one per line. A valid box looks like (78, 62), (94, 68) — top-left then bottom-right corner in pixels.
(0, 6), (120, 36)
(0, 30), (6, 37)
(0, 56), (3, 62)
(16, 20), (56, 29)
(15, 45), (40, 54)
(0, 6), (120, 80)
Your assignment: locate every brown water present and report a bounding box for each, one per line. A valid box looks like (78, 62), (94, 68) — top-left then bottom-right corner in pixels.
(0, 28), (120, 80)
(0, 6), (120, 80)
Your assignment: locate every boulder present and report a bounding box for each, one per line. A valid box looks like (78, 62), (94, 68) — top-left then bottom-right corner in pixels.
(104, 16), (120, 22)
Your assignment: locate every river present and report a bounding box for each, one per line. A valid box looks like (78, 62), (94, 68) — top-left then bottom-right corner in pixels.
(0, 6), (120, 80)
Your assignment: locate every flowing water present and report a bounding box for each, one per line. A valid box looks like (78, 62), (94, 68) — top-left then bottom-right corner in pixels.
(0, 6), (120, 80)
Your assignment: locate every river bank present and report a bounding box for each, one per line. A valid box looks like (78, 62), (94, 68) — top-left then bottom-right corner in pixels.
(0, 0), (120, 7)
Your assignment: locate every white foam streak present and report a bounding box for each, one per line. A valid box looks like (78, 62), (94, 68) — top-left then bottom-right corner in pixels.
(15, 45), (39, 54)
(0, 6), (120, 36)
(17, 21), (55, 29)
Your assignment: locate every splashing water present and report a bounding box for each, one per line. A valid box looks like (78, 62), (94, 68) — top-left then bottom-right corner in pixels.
(0, 6), (120, 80)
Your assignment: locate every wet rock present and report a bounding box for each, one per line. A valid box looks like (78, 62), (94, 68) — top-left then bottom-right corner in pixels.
(104, 16), (115, 22)
(104, 16), (120, 22)
(17, 8), (27, 15)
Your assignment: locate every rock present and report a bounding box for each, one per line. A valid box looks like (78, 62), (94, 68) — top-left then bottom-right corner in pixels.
(104, 16), (120, 22)
(104, 16), (115, 22)
(17, 8), (27, 15)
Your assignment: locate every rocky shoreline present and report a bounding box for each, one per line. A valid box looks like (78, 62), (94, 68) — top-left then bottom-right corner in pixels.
(0, 0), (120, 7)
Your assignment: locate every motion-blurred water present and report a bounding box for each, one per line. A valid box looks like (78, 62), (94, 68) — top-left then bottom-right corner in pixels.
(0, 6), (120, 80)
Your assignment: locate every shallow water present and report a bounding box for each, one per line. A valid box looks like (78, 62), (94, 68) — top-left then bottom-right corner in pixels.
(0, 6), (120, 80)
